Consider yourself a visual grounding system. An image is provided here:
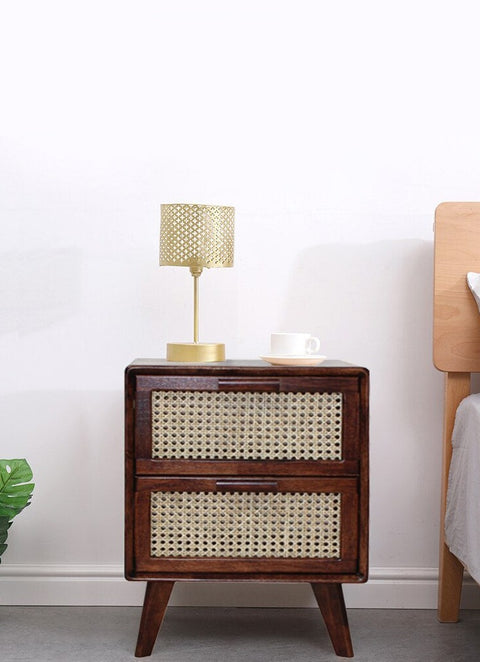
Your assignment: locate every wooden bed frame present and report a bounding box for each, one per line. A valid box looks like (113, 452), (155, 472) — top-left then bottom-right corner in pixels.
(434, 202), (480, 621)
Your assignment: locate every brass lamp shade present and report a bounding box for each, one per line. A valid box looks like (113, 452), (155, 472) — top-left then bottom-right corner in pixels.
(160, 203), (235, 362)
(160, 204), (234, 269)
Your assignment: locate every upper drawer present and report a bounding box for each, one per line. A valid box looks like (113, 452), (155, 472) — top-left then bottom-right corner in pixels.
(151, 389), (342, 461)
(129, 375), (364, 470)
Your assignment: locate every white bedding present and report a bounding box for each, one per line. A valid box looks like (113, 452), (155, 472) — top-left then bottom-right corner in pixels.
(445, 392), (480, 583)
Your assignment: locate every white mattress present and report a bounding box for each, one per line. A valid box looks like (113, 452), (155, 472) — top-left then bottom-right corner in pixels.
(445, 392), (480, 583)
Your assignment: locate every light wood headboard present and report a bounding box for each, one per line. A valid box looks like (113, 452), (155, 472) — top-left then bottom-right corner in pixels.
(434, 202), (480, 372)
(434, 201), (480, 622)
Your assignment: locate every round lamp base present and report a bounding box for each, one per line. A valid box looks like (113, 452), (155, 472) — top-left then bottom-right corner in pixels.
(166, 342), (225, 363)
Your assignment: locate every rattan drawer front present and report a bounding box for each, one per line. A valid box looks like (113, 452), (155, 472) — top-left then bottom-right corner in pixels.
(133, 476), (360, 576)
(151, 390), (343, 461)
(150, 490), (341, 559)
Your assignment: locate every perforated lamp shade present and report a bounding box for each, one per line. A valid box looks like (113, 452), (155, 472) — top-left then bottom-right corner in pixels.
(160, 204), (234, 269)
(160, 203), (235, 362)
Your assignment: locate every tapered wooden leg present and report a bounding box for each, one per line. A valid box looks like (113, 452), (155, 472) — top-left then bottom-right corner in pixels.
(311, 583), (353, 658)
(135, 581), (175, 657)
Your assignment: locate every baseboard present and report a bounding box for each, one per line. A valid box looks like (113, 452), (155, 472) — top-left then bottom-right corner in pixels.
(1, 564), (479, 608)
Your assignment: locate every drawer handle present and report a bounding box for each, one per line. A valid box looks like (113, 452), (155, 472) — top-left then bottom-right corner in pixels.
(218, 380), (280, 391)
(215, 480), (278, 492)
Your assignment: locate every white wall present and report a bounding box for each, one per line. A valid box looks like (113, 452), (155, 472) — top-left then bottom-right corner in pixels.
(2, 0), (480, 607)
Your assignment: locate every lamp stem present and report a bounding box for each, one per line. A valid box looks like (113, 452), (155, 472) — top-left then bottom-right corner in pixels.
(190, 266), (203, 344)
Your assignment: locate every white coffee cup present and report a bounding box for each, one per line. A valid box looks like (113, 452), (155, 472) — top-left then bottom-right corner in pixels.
(271, 332), (320, 356)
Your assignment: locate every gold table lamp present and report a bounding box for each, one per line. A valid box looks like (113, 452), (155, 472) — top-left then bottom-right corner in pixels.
(160, 203), (235, 362)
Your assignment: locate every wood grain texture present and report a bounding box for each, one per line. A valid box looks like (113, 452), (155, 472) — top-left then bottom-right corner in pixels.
(125, 361), (369, 657)
(437, 372), (470, 622)
(433, 203), (480, 621)
(311, 583), (353, 657)
(434, 202), (480, 372)
(135, 581), (174, 657)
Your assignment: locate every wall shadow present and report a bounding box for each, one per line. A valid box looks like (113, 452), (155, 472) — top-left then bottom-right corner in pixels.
(279, 239), (444, 565)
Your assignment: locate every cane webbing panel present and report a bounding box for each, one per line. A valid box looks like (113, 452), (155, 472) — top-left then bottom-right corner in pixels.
(150, 491), (341, 559)
(152, 391), (343, 460)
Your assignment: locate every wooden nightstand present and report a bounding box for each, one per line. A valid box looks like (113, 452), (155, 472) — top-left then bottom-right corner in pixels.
(125, 360), (369, 658)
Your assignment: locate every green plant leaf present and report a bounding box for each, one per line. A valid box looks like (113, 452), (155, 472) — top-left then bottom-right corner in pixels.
(0, 461), (33, 563)
(0, 515), (12, 528)
(0, 516), (12, 562)
(0, 516), (12, 536)
(0, 459), (34, 519)
(0, 459), (33, 487)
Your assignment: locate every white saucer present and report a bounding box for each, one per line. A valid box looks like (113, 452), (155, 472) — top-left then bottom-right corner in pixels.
(260, 354), (327, 366)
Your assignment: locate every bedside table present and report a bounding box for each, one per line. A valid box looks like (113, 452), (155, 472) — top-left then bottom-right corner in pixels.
(125, 360), (369, 658)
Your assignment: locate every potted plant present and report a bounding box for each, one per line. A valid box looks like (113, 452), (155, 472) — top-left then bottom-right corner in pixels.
(0, 459), (34, 562)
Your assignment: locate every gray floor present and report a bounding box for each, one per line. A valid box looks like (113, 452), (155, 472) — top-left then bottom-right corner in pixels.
(1, 607), (480, 662)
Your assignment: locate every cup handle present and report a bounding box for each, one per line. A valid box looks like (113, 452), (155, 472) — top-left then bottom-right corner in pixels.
(306, 336), (320, 355)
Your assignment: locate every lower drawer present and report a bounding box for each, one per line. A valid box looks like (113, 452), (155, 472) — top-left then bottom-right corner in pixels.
(130, 477), (360, 577)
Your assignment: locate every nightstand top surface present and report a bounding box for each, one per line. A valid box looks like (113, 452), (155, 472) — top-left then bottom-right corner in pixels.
(126, 359), (368, 375)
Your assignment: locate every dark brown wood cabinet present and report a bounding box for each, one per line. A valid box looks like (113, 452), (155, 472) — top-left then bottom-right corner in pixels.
(125, 360), (369, 657)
